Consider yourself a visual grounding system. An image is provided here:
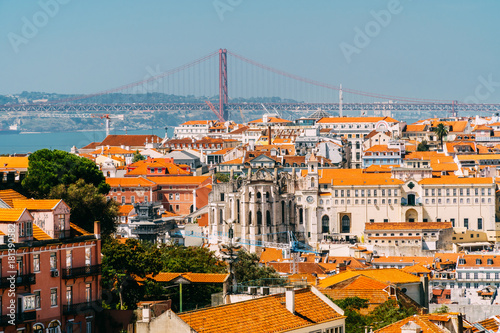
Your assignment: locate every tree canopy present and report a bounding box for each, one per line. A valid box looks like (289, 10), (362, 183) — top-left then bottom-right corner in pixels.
(434, 123), (449, 150)
(232, 251), (280, 283)
(132, 150), (146, 163)
(22, 149), (109, 198)
(417, 140), (430, 151)
(49, 179), (119, 236)
(333, 297), (418, 333)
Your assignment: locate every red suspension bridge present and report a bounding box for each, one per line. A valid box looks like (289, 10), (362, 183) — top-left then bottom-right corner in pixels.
(2, 49), (500, 121)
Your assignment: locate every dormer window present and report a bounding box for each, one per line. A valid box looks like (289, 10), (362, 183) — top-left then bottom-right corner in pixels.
(487, 259), (494, 265)
(458, 258), (466, 264)
(476, 259), (482, 265)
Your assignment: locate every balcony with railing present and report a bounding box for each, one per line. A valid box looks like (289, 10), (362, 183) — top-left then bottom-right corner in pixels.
(62, 264), (101, 279)
(63, 300), (102, 315)
(0, 311), (36, 325)
(0, 274), (36, 289)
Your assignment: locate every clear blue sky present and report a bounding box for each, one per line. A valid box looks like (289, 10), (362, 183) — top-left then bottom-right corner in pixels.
(1, 0), (499, 102)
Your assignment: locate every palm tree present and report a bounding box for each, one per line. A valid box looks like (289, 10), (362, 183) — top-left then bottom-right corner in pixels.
(434, 123), (448, 150)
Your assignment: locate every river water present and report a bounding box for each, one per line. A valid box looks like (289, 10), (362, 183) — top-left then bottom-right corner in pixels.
(0, 128), (172, 155)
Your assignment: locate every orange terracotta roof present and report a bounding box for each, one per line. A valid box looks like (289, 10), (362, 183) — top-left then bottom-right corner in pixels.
(405, 124), (427, 132)
(118, 205), (134, 216)
(100, 135), (162, 147)
(70, 223), (92, 236)
(372, 257), (434, 266)
(268, 262), (328, 275)
(401, 264), (431, 274)
(259, 248), (285, 264)
(0, 156), (29, 169)
(317, 169), (403, 186)
(90, 146), (132, 155)
(342, 275), (389, 290)
(0, 208), (29, 222)
(149, 175), (210, 185)
(220, 157), (243, 165)
(0, 189), (27, 207)
(364, 165), (396, 173)
(81, 141), (100, 150)
(365, 145), (399, 153)
(140, 272), (229, 283)
(106, 177), (156, 187)
(180, 120), (212, 126)
(178, 288), (344, 333)
(375, 314), (448, 332)
(419, 176), (493, 185)
(319, 269), (420, 288)
(317, 116), (398, 124)
(12, 199), (63, 211)
(33, 224), (52, 240)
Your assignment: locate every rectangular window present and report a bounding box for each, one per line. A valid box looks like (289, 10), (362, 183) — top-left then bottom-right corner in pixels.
(394, 189), (397, 196)
(85, 248), (91, 266)
(361, 190), (365, 197)
(335, 190), (338, 197)
(341, 190), (344, 197)
(464, 218), (469, 228)
(467, 189), (470, 196)
(478, 218), (483, 230)
(131, 196), (135, 203)
(33, 254), (40, 272)
(144, 196), (148, 203)
(175, 193), (180, 200)
(35, 290), (41, 309)
(51, 288), (57, 306)
(460, 188), (463, 196)
(66, 250), (72, 269)
(26, 222), (32, 236)
(374, 190), (377, 196)
(121, 196), (125, 204)
(66, 286), (72, 306)
(85, 283), (92, 302)
(347, 190), (350, 197)
(451, 218), (455, 227)
(169, 193), (174, 200)
(20, 222), (25, 237)
(50, 252), (57, 270)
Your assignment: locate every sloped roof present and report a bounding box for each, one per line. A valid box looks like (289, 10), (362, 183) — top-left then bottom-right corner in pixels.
(401, 264), (431, 274)
(374, 314), (448, 332)
(106, 177), (156, 187)
(178, 288), (344, 333)
(0, 208), (29, 222)
(419, 176), (493, 185)
(0, 189), (27, 208)
(12, 199), (63, 211)
(317, 116), (398, 124)
(33, 224), (52, 240)
(149, 175), (210, 185)
(139, 272), (229, 284)
(0, 156), (29, 169)
(100, 135), (162, 147)
(248, 116), (292, 124)
(70, 223), (92, 236)
(319, 269), (420, 288)
(317, 169), (403, 186)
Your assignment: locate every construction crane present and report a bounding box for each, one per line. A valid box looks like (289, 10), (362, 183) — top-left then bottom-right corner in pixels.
(92, 114), (125, 137)
(206, 100), (225, 122)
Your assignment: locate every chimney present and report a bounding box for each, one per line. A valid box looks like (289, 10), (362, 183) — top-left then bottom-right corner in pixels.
(285, 286), (295, 314)
(94, 221), (101, 240)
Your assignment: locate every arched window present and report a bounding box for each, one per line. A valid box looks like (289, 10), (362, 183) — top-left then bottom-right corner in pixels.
(322, 215), (330, 234)
(266, 192), (270, 200)
(281, 201), (285, 224)
(341, 215), (350, 233)
(256, 192), (262, 199)
(219, 209), (224, 224)
(299, 208), (304, 224)
(311, 177), (315, 188)
(266, 210), (271, 226)
(257, 211), (262, 225)
(33, 324), (44, 333)
(248, 211), (252, 225)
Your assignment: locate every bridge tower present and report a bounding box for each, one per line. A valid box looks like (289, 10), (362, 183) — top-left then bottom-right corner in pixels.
(219, 49), (228, 121)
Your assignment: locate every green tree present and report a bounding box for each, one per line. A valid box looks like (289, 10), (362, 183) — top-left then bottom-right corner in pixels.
(367, 299), (417, 330)
(434, 123), (449, 150)
(160, 245), (227, 274)
(417, 140), (430, 151)
(22, 149), (109, 198)
(233, 251), (280, 283)
(215, 172), (230, 183)
(433, 305), (449, 314)
(101, 238), (163, 310)
(132, 150), (146, 163)
(49, 179), (119, 236)
(333, 297), (369, 333)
